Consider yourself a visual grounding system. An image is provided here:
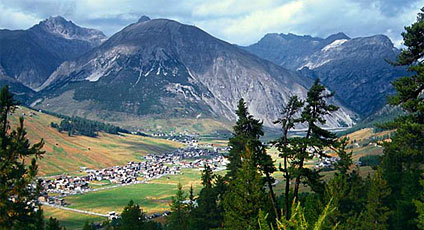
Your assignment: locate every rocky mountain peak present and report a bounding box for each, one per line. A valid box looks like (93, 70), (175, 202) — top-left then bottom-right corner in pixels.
(137, 15), (151, 23)
(31, 16), (107, 46)
(324, 32), (350, 41)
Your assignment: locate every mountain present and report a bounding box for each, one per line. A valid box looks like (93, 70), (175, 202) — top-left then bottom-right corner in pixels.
(244, 33), (408, 117)
(244, 32), (350, 70)
(0, 64), (35, 103)
(0, 16), (106, 90)
(34, 17), (354, 129)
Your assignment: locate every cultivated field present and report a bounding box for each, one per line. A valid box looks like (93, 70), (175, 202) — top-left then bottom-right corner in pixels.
(9, 106), (183, 176)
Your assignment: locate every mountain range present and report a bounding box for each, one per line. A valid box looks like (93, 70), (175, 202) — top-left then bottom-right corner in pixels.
(0, 15), (405, 131)
(0, 16), (106, 90)
(244, 33), (407, 117)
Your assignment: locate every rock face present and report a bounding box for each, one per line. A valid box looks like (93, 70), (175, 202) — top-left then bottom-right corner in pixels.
(244, 33), (407, 117)
(36, 18), (355, 128)
(0, 16), (106, 90)
(32, 16), (106, 47)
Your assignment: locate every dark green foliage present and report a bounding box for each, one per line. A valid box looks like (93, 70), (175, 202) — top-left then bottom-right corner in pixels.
(293, 79), (339, 200)
(357, 169), (391, 230)
(333, 138), (353, 175)
(119, 200), (146, 230)
(45, 217), (63, 230)
(223, 158), (268, 230)
(226, 98), (264, 180)
(378, 8), (424, 230)
(0, 85), (45, 229)
(359, 155), (380, 168)
(190, 165), (225, 230)
(225, 98), (278, 220)
(49, 114), (128, 137)
(166, 183), (189, 230)
(82, 221), (95, 230)
(273, 95), (304, 219)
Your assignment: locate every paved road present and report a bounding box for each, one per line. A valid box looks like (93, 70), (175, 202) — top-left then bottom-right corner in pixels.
(41, 202), (108, 217)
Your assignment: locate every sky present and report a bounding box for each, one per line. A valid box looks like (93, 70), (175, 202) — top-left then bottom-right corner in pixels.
(0, 0), (423, 47)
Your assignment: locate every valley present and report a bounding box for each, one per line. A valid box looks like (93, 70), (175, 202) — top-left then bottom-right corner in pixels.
(9, 106), (389, 229)
(1, 4), (421, 229)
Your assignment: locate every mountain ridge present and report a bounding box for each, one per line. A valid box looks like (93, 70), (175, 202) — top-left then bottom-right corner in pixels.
(0, 16), (107, 90)
(244, 32), (407, 117)
(34, 17), (355, 129)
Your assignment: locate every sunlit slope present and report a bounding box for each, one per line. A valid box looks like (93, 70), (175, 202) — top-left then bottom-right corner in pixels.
(9, 107), (183, 176)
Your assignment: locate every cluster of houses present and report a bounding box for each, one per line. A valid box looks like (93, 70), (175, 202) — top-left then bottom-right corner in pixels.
(151, 131), (199, 145)
(39, 175), (90, 195)
(38, 146), (229, 204)
(314, 156), (341, 169)
(144, 147), (228, 170)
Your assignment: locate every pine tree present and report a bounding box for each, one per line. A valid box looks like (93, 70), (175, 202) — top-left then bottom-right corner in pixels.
(273, 95), (304, 219)
(0, 86), (45, 229)
(167, 183), (189, 230)
(358, 169), (391, 230)
(45, 217), (63, 230)
(223, 146), (268, 230)
(293, 79), (338, 201)
(380, 7), (424, 230)
(226, 98), (278, 219)
(333, 137), (353, 175)
(226, 98), (264, 180)
(119, 200), (145, 230)
(191, 165), (223, 230)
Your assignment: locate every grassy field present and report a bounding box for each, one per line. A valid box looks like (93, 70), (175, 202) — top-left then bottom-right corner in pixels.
(43, 206), (106, 230)
(64, 169), (204, 215)
(9, 106), (183, 176)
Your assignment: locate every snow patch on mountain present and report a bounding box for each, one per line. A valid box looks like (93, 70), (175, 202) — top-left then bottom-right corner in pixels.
(322, 39), (348, 52)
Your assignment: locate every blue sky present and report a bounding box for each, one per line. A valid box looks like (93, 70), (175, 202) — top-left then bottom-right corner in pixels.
(0, 0), (423, 47)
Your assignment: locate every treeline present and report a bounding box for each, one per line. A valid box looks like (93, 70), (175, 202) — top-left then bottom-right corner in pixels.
(46, 112), (129, 137)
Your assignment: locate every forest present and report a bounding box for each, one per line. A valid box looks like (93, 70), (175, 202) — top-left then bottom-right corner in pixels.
(48, 112), (129, 137)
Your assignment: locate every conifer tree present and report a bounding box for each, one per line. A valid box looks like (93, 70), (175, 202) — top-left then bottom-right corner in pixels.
(226, 99), (264, 180)
(273, 95), (304, 219)
(293, 79), (338, 201)
(192, 165), (223, 230)
(332, 138), (352, 175)
(381, 7), (424, 229)
(358, 169), (391, 230)
(0, 85), (45, 229)
(223, 145), (268, 230)
(225, 99), (278, 219)
(45, 217), (63, 230)
(167, 183), (189, 230)
(119, 200), (145, 230)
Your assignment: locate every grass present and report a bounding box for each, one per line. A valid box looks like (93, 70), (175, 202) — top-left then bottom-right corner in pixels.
(9, 106), (183, 176)
(43, 206), (106, 230)
(64, 169), (204, 215)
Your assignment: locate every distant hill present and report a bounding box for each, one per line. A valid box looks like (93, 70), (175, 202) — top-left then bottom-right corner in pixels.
(244, 33), (408, 117)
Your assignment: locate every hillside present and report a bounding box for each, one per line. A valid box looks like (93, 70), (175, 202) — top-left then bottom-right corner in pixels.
(9, 106), (182, 176)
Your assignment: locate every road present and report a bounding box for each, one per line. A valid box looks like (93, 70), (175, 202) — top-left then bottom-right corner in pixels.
(41, 202), (108, 217)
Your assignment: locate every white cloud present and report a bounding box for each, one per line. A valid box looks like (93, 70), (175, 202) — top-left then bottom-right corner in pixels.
(0, 0), (423, 47)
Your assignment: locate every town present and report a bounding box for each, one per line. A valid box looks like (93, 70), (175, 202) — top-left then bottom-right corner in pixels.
(38, 146), (229, 205)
